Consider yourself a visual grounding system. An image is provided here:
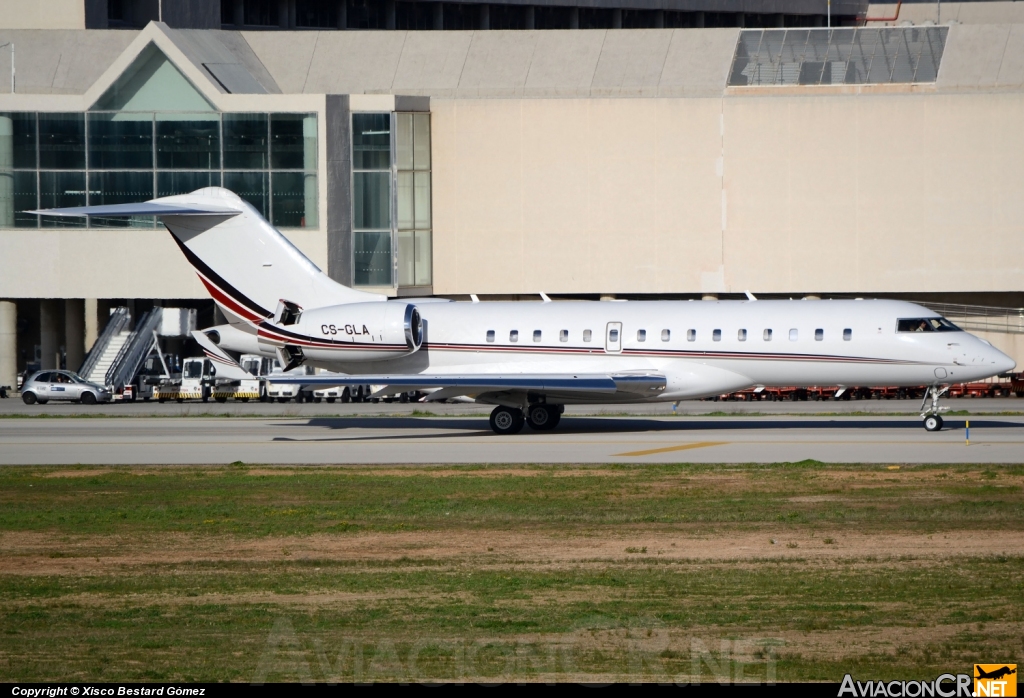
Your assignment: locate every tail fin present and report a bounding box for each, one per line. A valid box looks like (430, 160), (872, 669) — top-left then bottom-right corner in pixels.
(32, 187), (384, 325)
(159, 188), (383, 323)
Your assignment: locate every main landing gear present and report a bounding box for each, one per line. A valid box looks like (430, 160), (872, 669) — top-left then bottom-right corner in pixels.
(920, 384), (950, 432)
(488, 404), (564, 434)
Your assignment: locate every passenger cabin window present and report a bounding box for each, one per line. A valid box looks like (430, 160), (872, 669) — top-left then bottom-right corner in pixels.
(637, 330), (646, 342)
(510, 330), (519, 342)
(533, 330), (542, 342)
(896, 318), (961, 333)
(738, 329), (747, 341)
(609, 328), (619, 342)
(713, 329), (722, 342)
(583, 329), (592, 342)
(559, 329), (568, 342)
(661, 329), (670, 341)
(843, 328), (852, 341)
(764, 329), (772, 341)
(815, 328), (824, 341)
(486, 330), (495, 343)
(687, 329), (696, 342)
(789, 329), (798, 341)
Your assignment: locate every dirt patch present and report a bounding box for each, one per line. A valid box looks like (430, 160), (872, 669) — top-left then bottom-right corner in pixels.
(3, 528), (1021, 576)
(37, 469), (113, 479)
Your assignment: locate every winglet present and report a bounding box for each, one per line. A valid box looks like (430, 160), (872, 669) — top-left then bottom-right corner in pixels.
(191, 330), (251, 380)
(540, 292), (552, 303)
(744, 291), (758, 301)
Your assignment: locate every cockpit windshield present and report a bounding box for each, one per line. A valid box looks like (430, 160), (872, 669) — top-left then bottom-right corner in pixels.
(896, 317), (962, 333)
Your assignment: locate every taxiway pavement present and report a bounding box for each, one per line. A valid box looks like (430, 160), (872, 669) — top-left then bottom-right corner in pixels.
(2, 413), (1023, 464)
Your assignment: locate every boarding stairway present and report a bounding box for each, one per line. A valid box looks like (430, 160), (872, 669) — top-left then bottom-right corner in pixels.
(78, 307), (164, 390)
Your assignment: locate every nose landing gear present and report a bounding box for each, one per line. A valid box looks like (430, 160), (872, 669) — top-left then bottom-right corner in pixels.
(920, 384), (950, 432)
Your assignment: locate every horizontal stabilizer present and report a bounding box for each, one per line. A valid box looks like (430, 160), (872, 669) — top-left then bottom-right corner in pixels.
(28, 203), (240, 218)
(268, 373), (666, 395)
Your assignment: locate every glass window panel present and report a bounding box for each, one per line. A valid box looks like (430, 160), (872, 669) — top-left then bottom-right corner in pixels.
(0, 113), (37, 169)
(39, 172), (86, 228)
(583, 330), (592, 342)
(13, 171), (38, 227)
(223, 113), (268, 169)
(712, 329), (722, 341)
(738, 329), (747, 341)
(271, 172), (315, 228)
(38, 114), (85, 170)
(157, 171), (221, 198)
(789, 328), (799, 341)
(413, 171), (430, 229)
(224, 171), (268, 218)
(559, 330), (568, 342)
(296, 0), (337, 27)
(88, 113), (153, 170)
(533, 330), (542, 342)
(486, 330), (495, 343)
(661, 329), (670, 341)
(156, 114), (220, 169)
(352, 113), (390, 170)
(413, 113), (430, 170)
(764, 328), (773, 341)
(397, 172), (413, 230)
(637, 329), (646, 342)
(270, 113), (309, 169)
(302, 172), (317, 228)
(510, 330), (519, 342)
(414, 229), (431, 286)
(396, 113), (413, 171)
(843, 328), (852, 341)
(815, 328), (824, 341)
(353, 171), (390, 229)
(397, 229), (415, 286)
(87, 171), (155, 227)
(687, 329), (696, 341)
(353, 231), (392, 286)
(0, 170), (38, 227)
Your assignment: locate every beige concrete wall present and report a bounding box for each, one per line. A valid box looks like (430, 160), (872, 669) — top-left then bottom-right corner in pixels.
(0, 0), (85, 29)
(0, 229), (328, 299)
(430, 91), (1024, 297)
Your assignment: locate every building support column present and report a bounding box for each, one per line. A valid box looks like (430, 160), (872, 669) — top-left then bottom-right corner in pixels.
(84, 298), (99, 354)
(0, 300), (16, 391)
(65, 299), (85, 374)
(39, 300), (59, 370)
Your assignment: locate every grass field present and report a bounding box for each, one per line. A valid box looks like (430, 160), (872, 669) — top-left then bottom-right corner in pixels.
(1, 462), (1022, 683)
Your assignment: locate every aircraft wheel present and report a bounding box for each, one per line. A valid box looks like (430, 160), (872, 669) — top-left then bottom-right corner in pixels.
(489, 406), (525, 435)
(277, 397), (289, 403)
(526, 404), (561, 431)
(215, 396), (228, 403)
(327, 397), (336, 403)
(923, 415), (943, 432)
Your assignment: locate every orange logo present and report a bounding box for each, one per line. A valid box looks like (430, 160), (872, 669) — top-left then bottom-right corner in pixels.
(975, 665), (1017, 697)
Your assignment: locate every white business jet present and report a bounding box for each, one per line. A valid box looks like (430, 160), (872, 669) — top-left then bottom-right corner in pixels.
(34, 188), (1015, 434)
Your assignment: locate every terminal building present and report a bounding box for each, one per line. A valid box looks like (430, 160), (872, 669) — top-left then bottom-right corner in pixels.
(0, 0), (1022, 389)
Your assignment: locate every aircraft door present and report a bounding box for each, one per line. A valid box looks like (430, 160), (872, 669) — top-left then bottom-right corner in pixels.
(606, 322), (622, 353)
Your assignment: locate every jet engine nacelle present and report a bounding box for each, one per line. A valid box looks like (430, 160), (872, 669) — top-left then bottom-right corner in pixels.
(258, 301), (422, 364)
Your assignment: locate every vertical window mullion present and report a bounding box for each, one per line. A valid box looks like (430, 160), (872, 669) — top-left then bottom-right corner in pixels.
(34, 112), (40, 228)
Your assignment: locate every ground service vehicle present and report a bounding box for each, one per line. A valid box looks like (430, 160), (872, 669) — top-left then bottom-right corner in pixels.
(155, 357), (215, 402)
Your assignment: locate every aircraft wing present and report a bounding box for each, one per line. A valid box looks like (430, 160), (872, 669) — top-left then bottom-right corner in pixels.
(29, 203), (240, 217)
(267, 373), (666, 397)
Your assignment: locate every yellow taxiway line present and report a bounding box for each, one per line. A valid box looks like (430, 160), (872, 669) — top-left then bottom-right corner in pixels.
(614, 441), (727, 457)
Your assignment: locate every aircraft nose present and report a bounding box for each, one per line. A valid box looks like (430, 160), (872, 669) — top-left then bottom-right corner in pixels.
(989, 347), (1016, 374)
